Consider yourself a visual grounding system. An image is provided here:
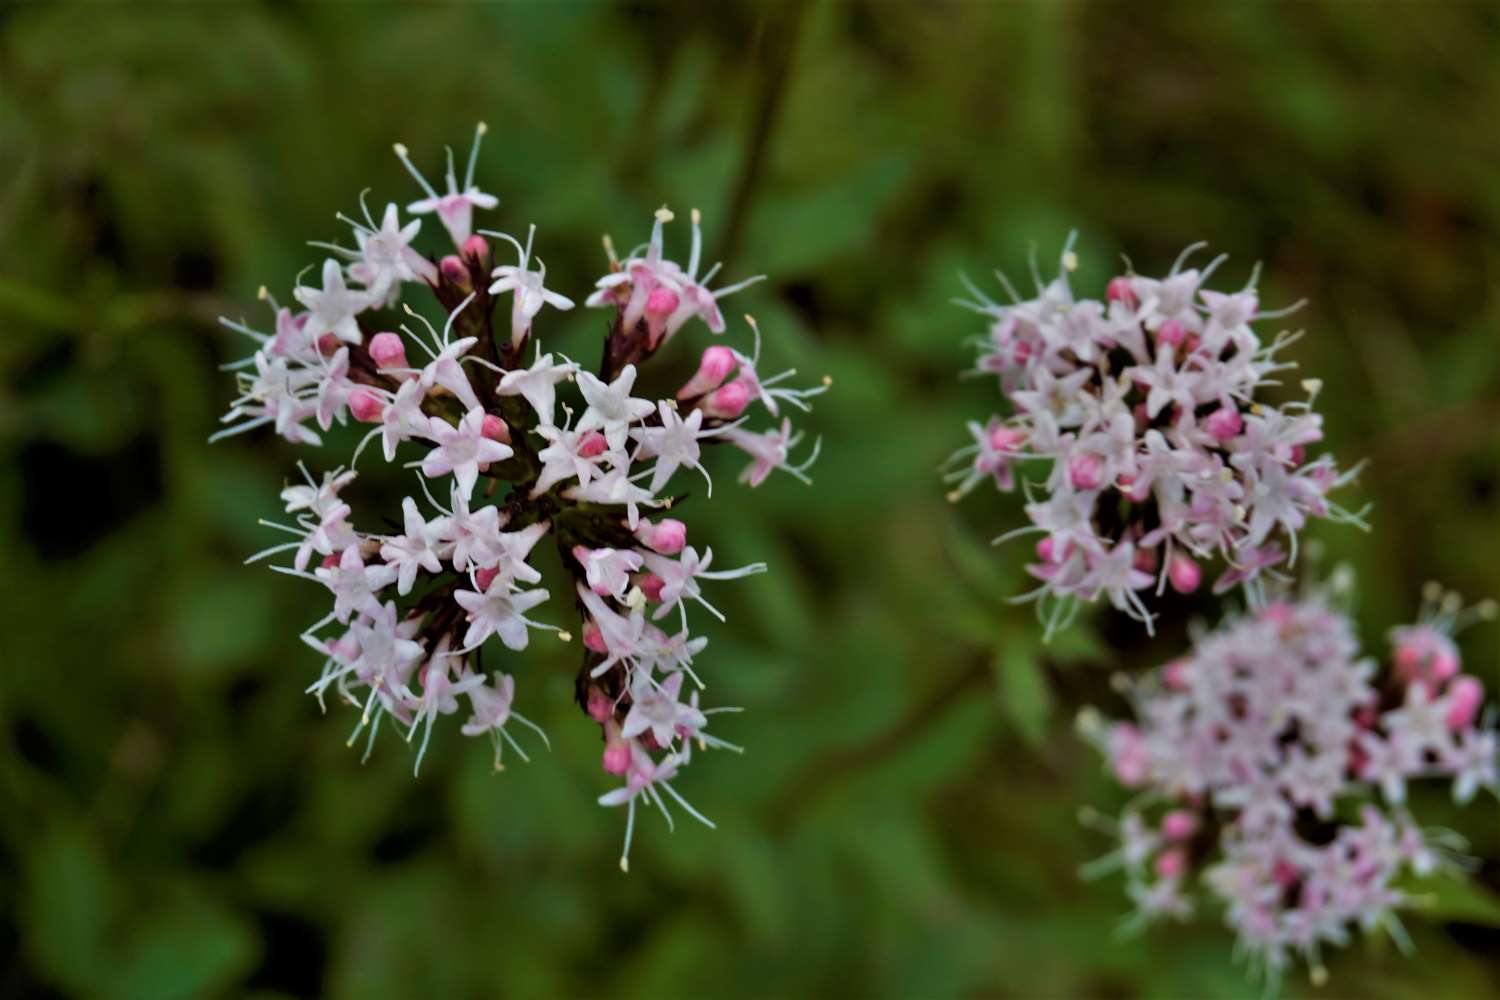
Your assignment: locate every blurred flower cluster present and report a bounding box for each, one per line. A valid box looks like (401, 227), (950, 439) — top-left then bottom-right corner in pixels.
(1079, 577), (1498, 984)
(947, 237), (1365, 636)
(214, 125), (825, 870)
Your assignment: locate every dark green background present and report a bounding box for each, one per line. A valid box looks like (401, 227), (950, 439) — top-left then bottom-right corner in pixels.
(3, 3), (1499, 997)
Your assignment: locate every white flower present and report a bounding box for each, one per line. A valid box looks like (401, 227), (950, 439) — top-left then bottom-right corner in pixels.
(621, 672), (705, 748)
(486, 226), (576, 347)
(347, 202), (437, 300)
(634, 401), (709, 495)
(453, 584), (551, 652)
(293, 259), (370, 345)
(576, 364), (655, 451)
(421, 406), (514, 501)
(497, 350), (575, 427)
(394, 124), (499, 247)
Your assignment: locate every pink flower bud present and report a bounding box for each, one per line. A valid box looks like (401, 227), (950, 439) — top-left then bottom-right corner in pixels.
(481, 413), (511, 443)
(602, 743), (631, 775)
(1163, 659), (1191, 690)
(1204, 405), (1243, 441)
(1447, 675), (1484, 730)
(1068, 452), (1105, 491)
(638, 517), (686, 555)
(1167, 552), (1201, 595)
(702, 379), (750, 420)
(1157, 318), (1186, 347)
(582, 622), (608, 654)
(1035, 537), (1056, 563)
(1106, 276), (1138, 309)
(474, 566), (500, 592)
(678, 345), (737, 399)
(637, 572), (665, 603)
(577, 431), (609, 459)
(1288, 444), (1307, 466)
(1133, 546), (1159, 574)
(461, 234), (489, 263)
(1272, 860), (1299, 888)
(368, 332), (408, 369)
(317, 333), (341, 356)
(348, 388), (385, 423)
(989, 425), (1026, 453)
(645, 285), (680, 318)
(1161, 810), (1198, 842)
(439, 254), (471, 289)
(320, 553), (340, 570)
(1110, 723), (1148, 787)
(586, 687), (614, 724)
(1154, 847), (1187, 880)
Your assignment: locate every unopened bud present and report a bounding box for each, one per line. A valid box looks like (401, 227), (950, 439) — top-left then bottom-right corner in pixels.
(481, 413), (511, 443)
(368, 332), (408, 369)
(1168, 552), (1202, 595)
(702, 379), (751, 420)
(461, 234), (489, 263)
(678, 345), (737, 399)
(348, 388), (385, 423)
(439, 254), (471, 289)
(577, 431), (609, 459)
(1204, 405), (1243, 441)
(1106, 276), (1138, 309)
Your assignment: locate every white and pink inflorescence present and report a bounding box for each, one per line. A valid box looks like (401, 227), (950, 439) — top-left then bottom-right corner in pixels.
(947, 236), (1367, 637)
(213, 124), (827, 871)
(1079, 577), (1498, 984)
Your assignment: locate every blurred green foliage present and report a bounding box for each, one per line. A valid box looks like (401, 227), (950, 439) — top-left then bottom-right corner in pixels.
(3, 2), (1500, 998)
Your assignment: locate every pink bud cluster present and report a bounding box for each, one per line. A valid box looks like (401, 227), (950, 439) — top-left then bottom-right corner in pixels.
(1080, 581), (1498, 983)
(947, 237), (1366, 636)
(215, 126), (827, 871)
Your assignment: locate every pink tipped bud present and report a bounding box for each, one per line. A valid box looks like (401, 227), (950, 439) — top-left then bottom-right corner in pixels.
(1035, 537), (1056, 563)
(1163, 659), (1191, 690)
(602, 743), (631, 775)
(1288, 444), (1307, 466)
(1110, 724), (1148, 787)
(1204, 405), (1243, 441)
(1154, 847), (1187, 880)
(582, 622), (608, 654)
(348, 388), (385, 423)
(1068, 452), (1105, 491)
(1157, 318), (1186, 347)
(368, 332), (408, 369)
(586, 687), (614, 724)
(1447, 675), (1484, 730)
(637, 517), (686, 555)
(1106, 276), (1138, 309)
(577, 431), (609, 459)
(439, 254), (471, 289)
(317, 333), (341, 356)
(637, 572), (665, 603)
(989, 425), (1026, 453)
(702, 379), (751, 420)
(645, 285), (680, 318)
(1133, 546), (1159, 574)
(461, 234), (489, 263)
(1167, 553), (1202, 595)
(1161, 810), (1198, 842)
(678, 345), (738, 399)
(474, 566), (500, 592)
(481, 413), (511, 443)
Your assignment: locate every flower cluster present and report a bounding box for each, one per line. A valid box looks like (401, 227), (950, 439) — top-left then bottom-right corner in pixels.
(1079, 578), (1498, 983)
(214, 124), (826, 870)
(947, 237), (1365, 636)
